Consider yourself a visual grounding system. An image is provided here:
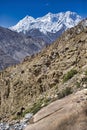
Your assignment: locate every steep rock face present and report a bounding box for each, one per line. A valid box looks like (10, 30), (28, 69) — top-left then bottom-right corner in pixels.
(0, 19), (87, 120)
(25, 89), (87, 130)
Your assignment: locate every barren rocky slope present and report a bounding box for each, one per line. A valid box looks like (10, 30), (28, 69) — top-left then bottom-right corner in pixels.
(0, 19), (87, 123)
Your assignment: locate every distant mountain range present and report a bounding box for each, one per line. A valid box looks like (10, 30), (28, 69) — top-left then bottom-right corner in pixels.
(0, 11), (82, 69)
(10, 11), (82, 43)
(11, 11), (82, 34)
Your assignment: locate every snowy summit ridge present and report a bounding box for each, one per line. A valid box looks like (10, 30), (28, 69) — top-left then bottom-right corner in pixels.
(10, 11), (82, 34)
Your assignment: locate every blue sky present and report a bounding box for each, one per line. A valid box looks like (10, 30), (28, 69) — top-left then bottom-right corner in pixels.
(0, 0), (87, 27)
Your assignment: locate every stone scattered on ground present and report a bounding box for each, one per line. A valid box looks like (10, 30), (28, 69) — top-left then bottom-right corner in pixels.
(0, 113), (33, 130)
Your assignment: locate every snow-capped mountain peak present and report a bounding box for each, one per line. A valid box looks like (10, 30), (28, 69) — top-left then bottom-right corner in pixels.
(11, 15), (35, 33)
(10, 11), (82, 34)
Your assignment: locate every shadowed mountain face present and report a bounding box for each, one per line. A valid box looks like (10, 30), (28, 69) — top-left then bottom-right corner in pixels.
(0, 49), (18, 70)
(25, 26), (66, 43)
(0, 19), (87, 122)
(0, 26), (47, 69)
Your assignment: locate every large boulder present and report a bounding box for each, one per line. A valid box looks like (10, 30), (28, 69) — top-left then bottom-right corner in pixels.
(25, 89), (87, 130)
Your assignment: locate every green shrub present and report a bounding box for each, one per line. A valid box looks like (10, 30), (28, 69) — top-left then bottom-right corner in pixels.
(63, 69), (77, 83)
(12, 115), (20, 120)
(43, 98), (51, 106)
(76, 81), (81, 88)
(85, 70), (87, 76)
(81, 77), (87, 82)
(22, 98), (51, 117)
(22, 101), (42, 117)
(30, 102), (42, 114)
(58, 87), (73, 99)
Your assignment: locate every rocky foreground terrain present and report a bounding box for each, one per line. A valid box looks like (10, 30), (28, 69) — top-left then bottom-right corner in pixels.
(25, 89), (87, 130)
(0, 19), (87, 130)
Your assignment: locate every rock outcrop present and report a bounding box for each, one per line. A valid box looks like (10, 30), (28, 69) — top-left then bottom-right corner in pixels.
(25, 89), (87, 130)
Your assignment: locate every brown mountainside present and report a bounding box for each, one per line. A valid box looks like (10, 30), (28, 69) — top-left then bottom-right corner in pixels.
(0, 19), (87, 121)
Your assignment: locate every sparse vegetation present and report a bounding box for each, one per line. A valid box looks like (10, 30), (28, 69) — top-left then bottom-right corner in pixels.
(81, 77), (87, 82)
(23, 103), (41, 116)
(58, 87), (73, 99)
(12, 115), (20, 120)
(22, 98), (51, 117)
(85, 70), (87, 76)
(63, 69), (77, 83)
(76, 81), (81, 88)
